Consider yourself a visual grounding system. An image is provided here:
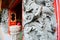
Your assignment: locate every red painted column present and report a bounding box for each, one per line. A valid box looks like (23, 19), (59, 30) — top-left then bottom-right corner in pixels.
(58, 0), (60, 40)
(54, 0), (60, 40)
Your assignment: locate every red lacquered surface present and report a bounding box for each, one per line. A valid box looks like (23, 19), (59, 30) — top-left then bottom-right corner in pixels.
(54, 0), (60, 40)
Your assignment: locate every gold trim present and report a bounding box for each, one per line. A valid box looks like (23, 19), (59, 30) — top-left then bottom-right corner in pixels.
(0, 0), (2, 12)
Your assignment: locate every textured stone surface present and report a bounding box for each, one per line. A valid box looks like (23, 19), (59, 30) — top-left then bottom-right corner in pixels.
(1, 9), (8, 33)
(23, 0), (56, 40)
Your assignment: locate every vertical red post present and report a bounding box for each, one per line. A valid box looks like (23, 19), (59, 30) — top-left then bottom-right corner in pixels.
(54, 0), (60, 40)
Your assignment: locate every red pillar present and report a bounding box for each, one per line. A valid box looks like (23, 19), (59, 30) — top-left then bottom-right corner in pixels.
(54, 0), (60, 40)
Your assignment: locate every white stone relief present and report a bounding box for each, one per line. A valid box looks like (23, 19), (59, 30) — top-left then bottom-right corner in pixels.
(23, 0), (56, 40)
